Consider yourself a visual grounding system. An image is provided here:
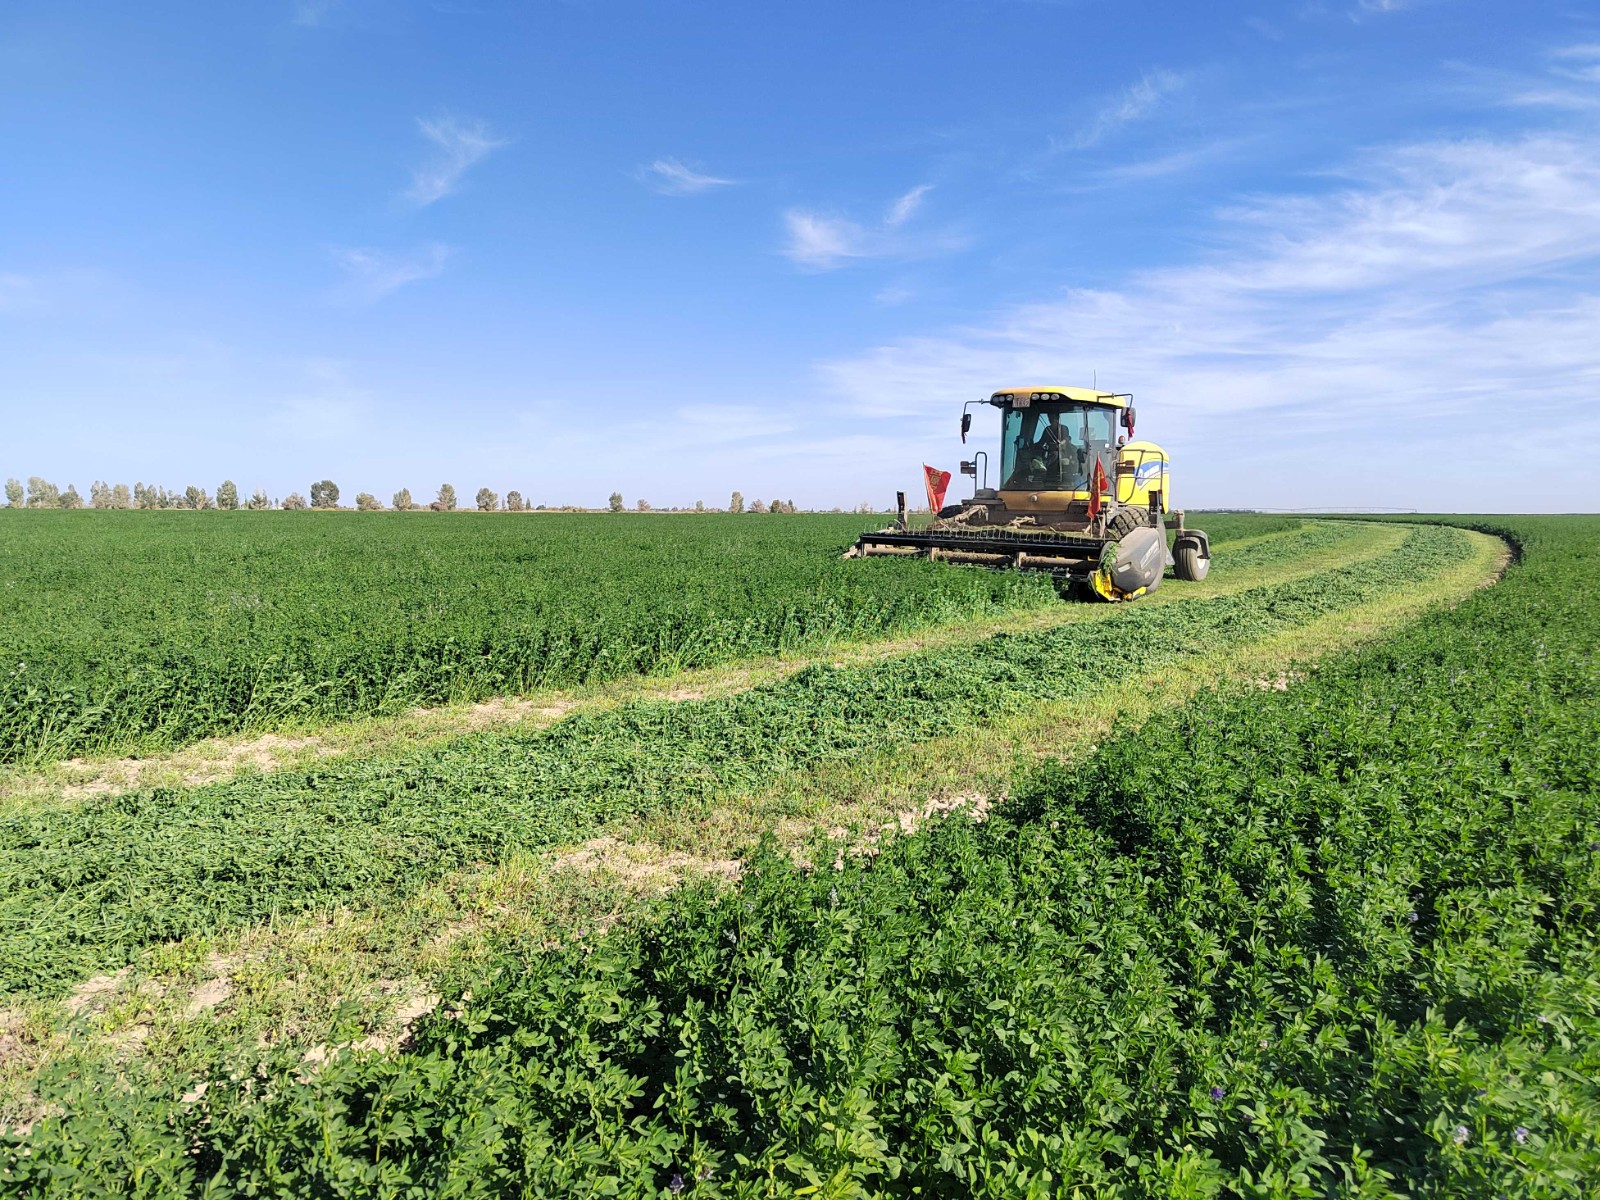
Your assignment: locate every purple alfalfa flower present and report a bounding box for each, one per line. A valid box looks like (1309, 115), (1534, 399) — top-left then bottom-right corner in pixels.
(1514, 1126), (1529, 1145)
(1453, 1124), (1470, 1146)
(1408, 911), (1419, 924)
(1210, 1086), (1225, 1101)
(669, 1173), (685, 1195)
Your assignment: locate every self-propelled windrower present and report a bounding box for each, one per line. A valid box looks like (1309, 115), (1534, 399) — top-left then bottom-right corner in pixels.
(846, 385), (1211, 601)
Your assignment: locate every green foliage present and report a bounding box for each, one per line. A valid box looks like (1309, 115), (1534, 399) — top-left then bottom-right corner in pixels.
(434, 483), (457, 511)
(0, 515), (1306, 765)
(215, 481), (239, 511)
(610, 491), (625, 512)
(309, 480), (339, 509)
(0, 521), (1457, 993)
(4, 516), (1595, 1196)
(2, 481), (19, 508)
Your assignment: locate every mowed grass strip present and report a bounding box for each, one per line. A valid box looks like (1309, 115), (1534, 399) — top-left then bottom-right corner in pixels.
(620, 524), (1508, 864)
(0, 512), (1292, 765)
(0, 517), (1364, 808)
(0, 523), (1472, 996)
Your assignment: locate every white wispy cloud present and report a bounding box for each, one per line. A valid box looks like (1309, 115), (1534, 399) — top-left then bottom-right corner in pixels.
(783, 212), (870, 271)
(816, 134), (1600, 509)
(1551, 43), (1600, 84)
(330, 244), (451, 302)
(1503, 42), (1600, 110)
(783, 184), (958, 271)
(885, 184), (932, 227)
(1065, 69), (1188, 150)
(1070, 137), (1253, 189)
(404, 116), (507, 205)
(638, 157), (737, 195)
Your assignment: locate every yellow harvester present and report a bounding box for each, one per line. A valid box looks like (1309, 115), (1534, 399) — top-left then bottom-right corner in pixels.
(848, 385), (1211, 600)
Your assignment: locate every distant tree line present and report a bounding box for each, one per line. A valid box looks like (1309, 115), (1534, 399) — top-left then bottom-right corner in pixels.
(4, 477), (843, 513)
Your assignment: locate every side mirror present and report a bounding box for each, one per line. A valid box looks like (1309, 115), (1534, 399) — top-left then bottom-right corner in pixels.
(960, 413), (972, 443)
(1121, 408), (1136, 430)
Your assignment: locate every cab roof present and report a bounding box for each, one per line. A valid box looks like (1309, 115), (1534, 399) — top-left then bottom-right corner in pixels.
(989, 385), (1129, 408)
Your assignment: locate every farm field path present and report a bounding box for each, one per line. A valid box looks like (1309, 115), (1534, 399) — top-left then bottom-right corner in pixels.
(0, 522), (1505, 1126)
(5, 519), (1393, 809)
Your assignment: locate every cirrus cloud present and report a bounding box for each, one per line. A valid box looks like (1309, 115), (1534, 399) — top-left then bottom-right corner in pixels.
(638, 157), (737, 195)
(782, 184), (961, 272)
(330, 243), (452, 302)
(405, 116), (508, 206)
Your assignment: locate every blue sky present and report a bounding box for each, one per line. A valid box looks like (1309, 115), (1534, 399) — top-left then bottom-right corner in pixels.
(3, 1), (1598, 511)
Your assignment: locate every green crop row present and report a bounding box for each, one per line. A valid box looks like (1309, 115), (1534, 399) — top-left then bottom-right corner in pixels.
(0, 522), (1463, 996)
(4, 517), (1590, 1199)
(0, 512), (1290, 765)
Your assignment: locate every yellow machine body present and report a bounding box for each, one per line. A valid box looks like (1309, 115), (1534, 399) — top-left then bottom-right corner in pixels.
(996, 439), (1169, 514)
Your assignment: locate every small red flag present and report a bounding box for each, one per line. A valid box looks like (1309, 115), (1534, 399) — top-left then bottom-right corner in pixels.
(923, 464), (952, 514)
(1087, 457), (1107, 521)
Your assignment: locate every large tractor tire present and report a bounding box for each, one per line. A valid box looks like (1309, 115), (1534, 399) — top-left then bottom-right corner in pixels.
(1173, 535), (1210, 581)
(1106, 505), (1147, 539)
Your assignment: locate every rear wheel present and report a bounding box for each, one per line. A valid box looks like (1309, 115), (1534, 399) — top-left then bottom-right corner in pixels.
(1173, 537), (1209, 581)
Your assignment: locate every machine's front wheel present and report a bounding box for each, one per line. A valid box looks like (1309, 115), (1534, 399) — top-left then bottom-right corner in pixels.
(1173, 537), (1210, 581)
(1106, 506), (1147, 539)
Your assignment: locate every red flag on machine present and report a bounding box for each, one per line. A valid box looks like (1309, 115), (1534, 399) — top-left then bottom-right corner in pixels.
(1087, 457), (1108, 521)
(923, 464), (952, 514)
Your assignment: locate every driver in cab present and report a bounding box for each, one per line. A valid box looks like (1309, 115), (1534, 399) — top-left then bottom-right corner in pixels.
(1021, 413), (1087, 487)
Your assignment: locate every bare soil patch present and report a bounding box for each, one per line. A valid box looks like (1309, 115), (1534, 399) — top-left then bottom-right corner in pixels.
(551, 836), (744, 891)
(64, 971), (127, 1018)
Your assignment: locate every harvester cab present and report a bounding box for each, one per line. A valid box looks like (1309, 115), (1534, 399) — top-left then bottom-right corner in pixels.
(848, 386), (1211, 601)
